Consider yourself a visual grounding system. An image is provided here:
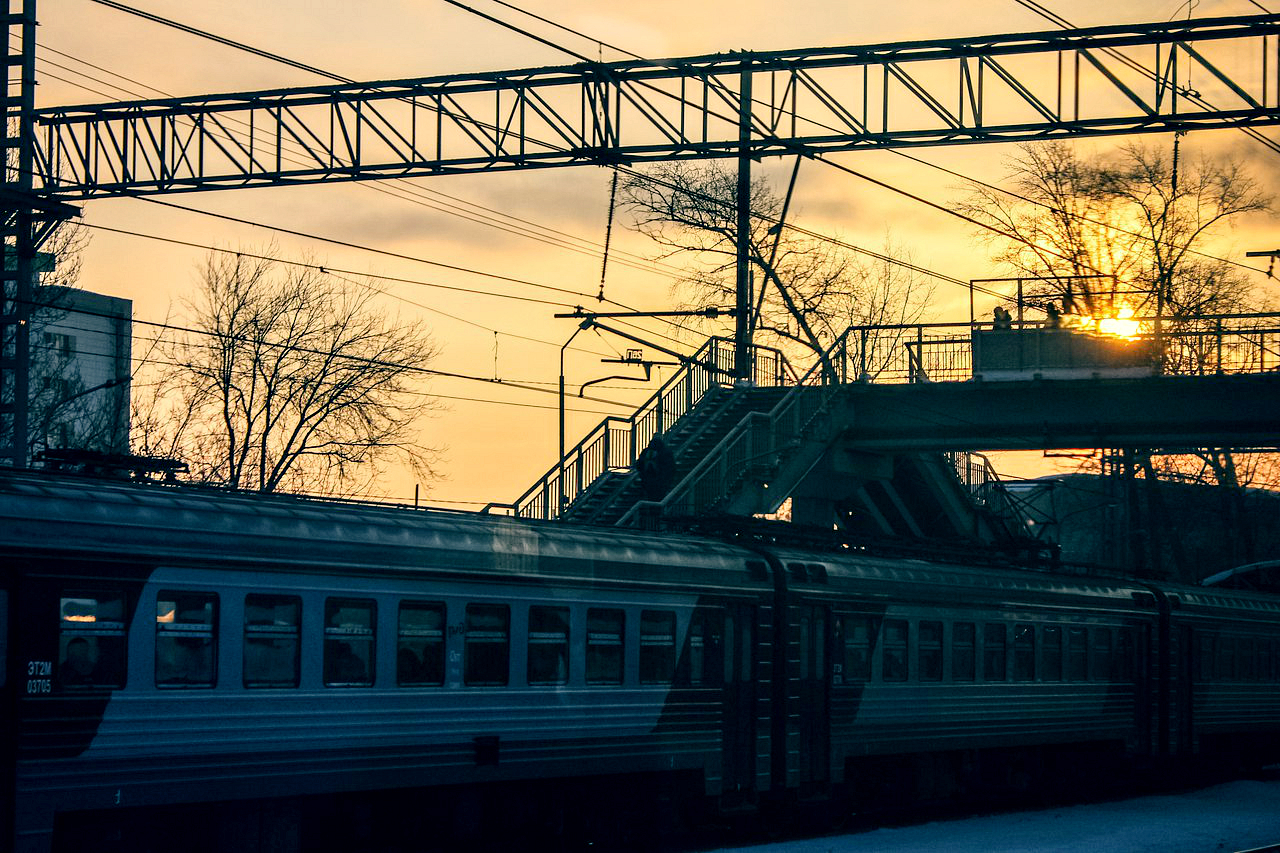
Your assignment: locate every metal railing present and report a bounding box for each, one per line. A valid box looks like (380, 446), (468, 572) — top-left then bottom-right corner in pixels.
(496, 311), (1280, 521)
(501, 337), (789, 520)
(628, 329), (848, 523)
(830, 312), (1280, 384)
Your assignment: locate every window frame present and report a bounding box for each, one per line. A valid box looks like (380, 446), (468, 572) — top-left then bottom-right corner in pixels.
(586, 608), (625, 686)
(155, 590), (218, 689)
(464, 603), (511, 687)
(527, 604), (570, 686)
(59, 590), (128, 691)
(324, 597), (376, 688)
(243, 593), (302, 689)
(397, 600), (446, 687)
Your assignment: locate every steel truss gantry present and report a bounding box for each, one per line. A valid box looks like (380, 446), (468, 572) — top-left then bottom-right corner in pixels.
(30, 14), (1280, 198)
(6, 11), (1280, 463)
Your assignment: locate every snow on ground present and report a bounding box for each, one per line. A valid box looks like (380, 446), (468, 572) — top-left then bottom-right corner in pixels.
(712, 776), (1280, 853)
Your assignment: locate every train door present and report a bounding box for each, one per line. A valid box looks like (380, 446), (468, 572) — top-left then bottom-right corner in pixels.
(1131, 621), (1153, 756)
(797, 604), (830, 788)
(1, 585), (10, 852)
(1175, 624), (1194, 756)
(722, 604), (757, 797)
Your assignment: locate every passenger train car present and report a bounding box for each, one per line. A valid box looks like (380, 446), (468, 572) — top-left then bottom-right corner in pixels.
(2, 471), (1279, 852)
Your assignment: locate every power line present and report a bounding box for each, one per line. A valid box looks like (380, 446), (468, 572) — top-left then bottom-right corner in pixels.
(887, 148), (1270, 277)
(23, 292), (643, 410)
(438, 0), (592, 63)
(476, 0), (641, 60)
(136, 196), (604, 301)
(63, 3), (962, 307)
(78, 220), (574, 308)
(38, 48), (682, 284)
(86, 0), (353, 83)
(1014, 0), (1280, 156)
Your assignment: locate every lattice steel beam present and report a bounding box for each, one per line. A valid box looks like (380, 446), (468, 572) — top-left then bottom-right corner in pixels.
(31, 14), (1280, 199)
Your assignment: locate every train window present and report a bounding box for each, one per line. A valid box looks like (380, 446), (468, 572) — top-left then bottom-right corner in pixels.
(586, 608), (624, 685)
(1238, 638), (1254, 682)
(59, 592), (127, 689)
(882, 619), (908, 682)
(800, 616), (811, 679)
(1042, 626), (1062, 681)
(1116, 628), (1134, 682)
(640, 610), (677, 684)
(983, 623), (1006, 681)
(1091, 629), (1112, 682)
(725, 614), (735, 683)
(839, 617), (872, 683)
(952, 622), (975, 681)
(0, 590), (6, 688)
(528, 605), (569, 686)
(324, 599), (375, 687)
(156, 592), (217, 688)
(1195, 635), (1212, 681)
(1066, 628), (1087, 681)
(918, 621), (943, 682)
(1013, 624), (1035, 681)
(464, 604), (510, 686)
(683, 610), (724, 686)
(1215, 636), (1233, 681)
(244, 595), (301, 688)
(398, 601), (445, 686)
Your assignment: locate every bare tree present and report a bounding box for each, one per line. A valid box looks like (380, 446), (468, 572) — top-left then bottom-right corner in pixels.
(958, 140), (1271, 323)
(134, 249), (440, 494)
(959, 140), (1278, 579)
(622, 162), (933, 375)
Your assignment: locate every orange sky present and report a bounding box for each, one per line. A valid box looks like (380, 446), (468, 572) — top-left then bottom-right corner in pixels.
(35, 0), (1280, 506)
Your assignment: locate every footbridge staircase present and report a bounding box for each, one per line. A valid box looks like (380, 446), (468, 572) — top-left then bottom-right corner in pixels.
(500, 335), (1035, 550)
(499, 313), (1280, 555)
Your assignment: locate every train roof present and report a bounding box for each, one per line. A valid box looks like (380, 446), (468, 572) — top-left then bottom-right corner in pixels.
(0, 472), (762, 592)
(766, 544), (1156, 611)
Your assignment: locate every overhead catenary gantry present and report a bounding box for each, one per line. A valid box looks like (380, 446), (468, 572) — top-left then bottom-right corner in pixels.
(30, 14), (1280, 196)
(6, 10), (1280, 465)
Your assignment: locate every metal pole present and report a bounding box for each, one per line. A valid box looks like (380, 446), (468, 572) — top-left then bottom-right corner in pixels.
(734, 62), (753, 383)
(558, 318), (593, 515)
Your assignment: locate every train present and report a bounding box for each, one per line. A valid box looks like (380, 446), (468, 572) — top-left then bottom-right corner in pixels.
(2, 470), (1279, 852)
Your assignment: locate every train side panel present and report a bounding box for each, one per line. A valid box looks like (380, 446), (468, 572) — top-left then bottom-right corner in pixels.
(769, 553), (1160, 799)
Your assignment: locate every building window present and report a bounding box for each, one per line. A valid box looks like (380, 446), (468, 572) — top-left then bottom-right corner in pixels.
(43, 332), (76, 357)
(464, 604), (509, 686)
(244, 595), (301, 688)
(398, 601), (445, 686)
(59, 592), (127, 689)
(527, 605), (569, 686)
(324, 598), (375, 687)
(156, 592), (217, 688)
(586, 608), (624, 685)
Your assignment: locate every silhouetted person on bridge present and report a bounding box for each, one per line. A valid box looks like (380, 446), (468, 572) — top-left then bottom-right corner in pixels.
(637, 433), (675, 501)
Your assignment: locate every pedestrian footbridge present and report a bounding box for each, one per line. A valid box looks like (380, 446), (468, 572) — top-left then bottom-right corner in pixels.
(494, 314), (1280, 549)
